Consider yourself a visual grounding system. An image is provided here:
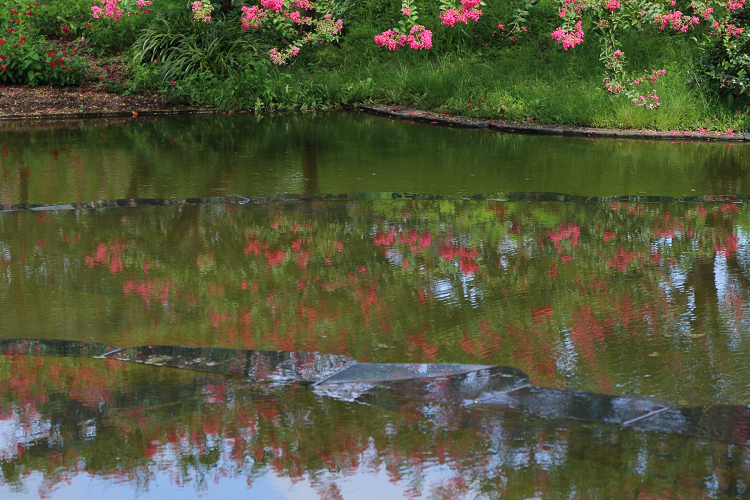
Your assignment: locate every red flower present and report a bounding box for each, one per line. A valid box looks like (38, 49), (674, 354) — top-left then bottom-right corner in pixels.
(50, 61), (56, 66)
(98, 76), (103, 80)
(20, 36), (25, 41)
(62, 28), (70, 33)
(58, 59), (64, 63)
(72, 49), (77, 53)
(66, 67), (71, 71)
(0, 39), (4, 44)
(0, 66), (5, 71)
(0, 55), (5, 61)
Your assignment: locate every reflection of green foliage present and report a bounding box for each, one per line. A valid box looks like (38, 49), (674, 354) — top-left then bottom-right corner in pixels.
(0, 354), (746, 498)
(0, 197), (748, 406)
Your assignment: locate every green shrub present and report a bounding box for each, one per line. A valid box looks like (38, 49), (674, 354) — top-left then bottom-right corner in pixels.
(0, 33), (88, 85)
(131, 11), (268, 81)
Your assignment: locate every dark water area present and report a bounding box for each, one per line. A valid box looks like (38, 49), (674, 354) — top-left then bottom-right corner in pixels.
(2, 112), (750, 498)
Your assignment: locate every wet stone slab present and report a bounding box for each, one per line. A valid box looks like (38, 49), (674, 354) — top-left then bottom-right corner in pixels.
(630, 405), (750, 445)
(0, 338), (116, 357)
(108, 345), (354, 384)
(476, 386), (669, 425)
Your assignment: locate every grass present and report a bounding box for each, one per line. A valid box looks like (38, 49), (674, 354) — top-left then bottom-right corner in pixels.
(99, 0), (750, 131)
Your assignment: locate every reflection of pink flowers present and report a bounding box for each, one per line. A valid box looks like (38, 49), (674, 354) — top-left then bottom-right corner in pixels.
(84, 240), (126, 275)
(439, 244), (480, 275)
(548, 223), (580, 252)
(264, 249), (286, 269)
(607, 248), (638, 270)
(716, 234), (740, 257)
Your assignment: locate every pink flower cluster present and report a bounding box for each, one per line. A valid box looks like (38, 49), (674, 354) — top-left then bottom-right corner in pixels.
(632, 69), (666, 86)
(269, 45), (300, 65)
(439, 0), (483, 27)
(285, 10), (312, 24)
(713, 21), (744, 36)
(331, 18), (344, 34)
(261, 0), (284, 13)
(654, 11), (700, 32)
(550, 21), (584, 50)
(604, 77), (623, 93)
(726, 0), (746, 11)
(241, 5), (268, 29)
(374, 25), (433, 50)
(606, 0), (621, 11)
(91, 0), (123, 21)
(191, 1), (213, 23)
(634, 91), (660, 109)
(292, 0), (314, 8)
(689, 2), (713, 19)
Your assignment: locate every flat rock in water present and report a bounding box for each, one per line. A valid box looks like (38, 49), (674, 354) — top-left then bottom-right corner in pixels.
(109, 345), (354, 383)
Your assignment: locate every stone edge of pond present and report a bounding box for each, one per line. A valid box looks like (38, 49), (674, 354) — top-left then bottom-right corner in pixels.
(0, 109), (217, 121)
(357, 104), (750, 142)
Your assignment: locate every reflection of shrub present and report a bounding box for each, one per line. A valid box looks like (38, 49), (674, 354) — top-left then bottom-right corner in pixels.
(131, 12), (268, 82)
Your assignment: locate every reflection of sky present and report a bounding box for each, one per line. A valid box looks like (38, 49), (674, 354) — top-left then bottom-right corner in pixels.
(0, 442), (466, 500)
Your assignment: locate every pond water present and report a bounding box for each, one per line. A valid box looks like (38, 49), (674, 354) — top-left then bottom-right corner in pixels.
(2, 112), (750, 498)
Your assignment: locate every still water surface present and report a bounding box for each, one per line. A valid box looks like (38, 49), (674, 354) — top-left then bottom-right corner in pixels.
(2, 112), (750, 498)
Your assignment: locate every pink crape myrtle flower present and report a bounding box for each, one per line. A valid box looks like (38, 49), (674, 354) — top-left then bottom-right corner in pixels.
(91, 0), (123, 21)
(241, 5), (267, 29)
(374, 25), (432, 50)
(606, 0), (621, 11)
(269, 45), (300, 65)
(332, 18), (344, 35)
(439, 0), (483, 27)
(285, 10), (311, 24)
(191, 1), (214, 22)
(550, 21), (584, 50)
(726, 0), (745, 11)
(654, 11), (700, 32)
(261, 0), (284, 13)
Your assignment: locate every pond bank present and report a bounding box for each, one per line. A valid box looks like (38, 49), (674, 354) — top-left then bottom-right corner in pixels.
(357, 104), (750, 142)
(2, 93), (749, 142)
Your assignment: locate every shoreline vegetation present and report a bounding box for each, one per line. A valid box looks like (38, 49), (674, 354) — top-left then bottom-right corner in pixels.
(3, 101), (749, 143)
(1, 0), (750, 132)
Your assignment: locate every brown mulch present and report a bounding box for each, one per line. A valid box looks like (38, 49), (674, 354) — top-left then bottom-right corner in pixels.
(0, 40), (204, 117)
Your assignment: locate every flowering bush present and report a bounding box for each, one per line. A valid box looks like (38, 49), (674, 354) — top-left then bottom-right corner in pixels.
(235, 0), (344, 64)
(0, 1), (88, 85)
(699, 6), (750, 100)
(373, 1), (434, 51)
(368, 0), (748, 110)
